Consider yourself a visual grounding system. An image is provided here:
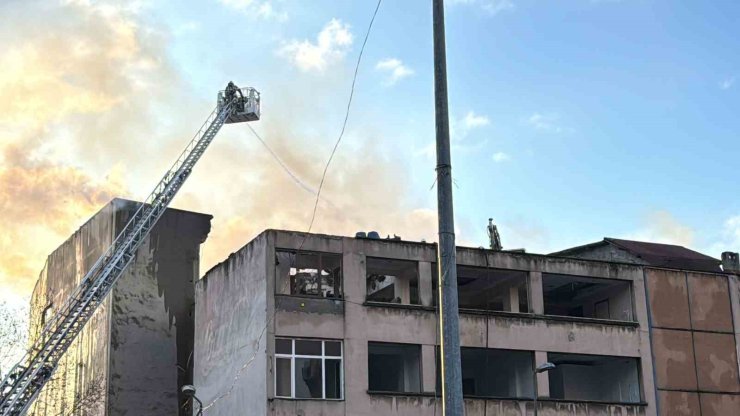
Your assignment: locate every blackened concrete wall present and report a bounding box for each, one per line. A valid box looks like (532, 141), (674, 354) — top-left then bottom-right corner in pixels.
(28, 199), (211, 415)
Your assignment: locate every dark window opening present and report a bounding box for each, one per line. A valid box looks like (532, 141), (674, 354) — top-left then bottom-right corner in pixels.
(436, 347), (534, 398)
(548, 353), (641, 403)
(275, 250), (342, 298)
(366, 258), (420, 305)
(41, 304), (53, 328)
(368, 342), (421, 393)
(542, 274), (633, 321)
(432, 264), (529, 313)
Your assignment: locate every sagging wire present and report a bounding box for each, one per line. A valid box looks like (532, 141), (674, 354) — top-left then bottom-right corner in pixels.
(246, 124), (318, 196)
(201, 0), (383, 411)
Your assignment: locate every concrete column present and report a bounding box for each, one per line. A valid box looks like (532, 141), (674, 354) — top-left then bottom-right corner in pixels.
(530, 271), (544, 314)
(343, 252), (366, 304)
(534, 350), (550, 398)
(419, 261), (433, 307)
(509, 285), (520, 313)
(422, 344), (437, 393)
(395, 276), (411, 304)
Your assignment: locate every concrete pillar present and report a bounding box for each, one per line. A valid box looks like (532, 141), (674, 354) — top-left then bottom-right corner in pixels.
(509, 285), (520, 313)
(534, 350), (550, 398)
(530, 271), (544, 314)
(343, 252), (366, 303)
(422, 344), (437, 393)
(395, 276), (411, 304)
(419, 261), (433, 307)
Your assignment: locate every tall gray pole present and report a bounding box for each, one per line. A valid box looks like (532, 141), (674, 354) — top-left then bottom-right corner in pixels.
(432, 0), (464, 415)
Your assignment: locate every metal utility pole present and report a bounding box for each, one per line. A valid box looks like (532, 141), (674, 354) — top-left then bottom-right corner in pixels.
(432, 0), (464, 414)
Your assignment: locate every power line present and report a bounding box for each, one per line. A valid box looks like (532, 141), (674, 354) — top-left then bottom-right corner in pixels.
(201, 1), (383, 411)
(246, 124), (318, 196)
(304, 0), (383, 235)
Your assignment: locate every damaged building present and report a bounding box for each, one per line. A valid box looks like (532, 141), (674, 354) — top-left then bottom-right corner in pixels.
(24, 199), (740, 415)
(26, 199), (211, 415)
(193, 229), (740, 416)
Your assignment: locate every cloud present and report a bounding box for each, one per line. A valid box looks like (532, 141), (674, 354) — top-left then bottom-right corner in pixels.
(719, 77), (735, 90)
(525, 112), (568, 133)
(376, 58), (414, 86)
(462, 111), (490, 130)
(0, 0), (441, 308)
(279, 19), (353, 72)
(218, 0), (287, 21)
(448, 0), (515, 16)
(492, 151), (510, 162)
(625, 210), (695, 247)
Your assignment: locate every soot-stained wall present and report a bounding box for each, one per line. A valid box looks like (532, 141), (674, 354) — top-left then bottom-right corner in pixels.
(28, 199), (211, 416)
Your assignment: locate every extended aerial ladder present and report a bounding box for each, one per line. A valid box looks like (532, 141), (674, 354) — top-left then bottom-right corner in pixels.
(0, 82), (260, 416)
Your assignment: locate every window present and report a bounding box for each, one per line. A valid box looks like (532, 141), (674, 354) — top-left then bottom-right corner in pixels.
(432, 265), (529, 313)
(368, 342), (421, 393)
(276, 251), (342, 298)
(436, 348), (534, 398)
(542, 274), (634, 321)
(275, 338), (343, 399)
(547, 353), (641, 403)
(366, 258), (420, 304)
(41, 304), (54, 327)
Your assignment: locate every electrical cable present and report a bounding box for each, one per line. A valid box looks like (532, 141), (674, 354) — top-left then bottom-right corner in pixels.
(201, 1), (383, 411)
(304, 0), (383, 236)
(246, 124), (318, 196)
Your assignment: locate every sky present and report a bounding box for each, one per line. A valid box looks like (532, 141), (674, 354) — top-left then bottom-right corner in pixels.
(2, 0), (740, 306)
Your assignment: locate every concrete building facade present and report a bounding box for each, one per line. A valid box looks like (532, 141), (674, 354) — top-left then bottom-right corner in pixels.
(27, 199), (211, 415)
(193, 230), (740, 416)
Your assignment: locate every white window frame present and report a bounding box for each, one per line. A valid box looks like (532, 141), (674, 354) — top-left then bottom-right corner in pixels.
(274, 338), (344, 400)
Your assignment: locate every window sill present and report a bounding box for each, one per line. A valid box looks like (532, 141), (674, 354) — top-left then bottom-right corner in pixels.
(366, 390), (435, 397)
(276, 293), (344, 301)
(540, 314), (639, 327)
(542, 398), (647, 407)
(270, 397), (344, 402)
(365, 392), (647, 407)
(362, 302), (639, 328)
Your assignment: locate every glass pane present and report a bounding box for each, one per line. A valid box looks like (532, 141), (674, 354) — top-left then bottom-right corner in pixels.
(275, 358), (291, 397)
(295, 358), (323, 398)
(276, 339), (292, 354)
(295, 340), (322, 356)
(325, 359), (342, 399)
(325, 341), (342, 357)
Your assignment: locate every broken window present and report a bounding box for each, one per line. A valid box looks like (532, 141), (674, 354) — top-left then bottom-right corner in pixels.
(275, 250), (342, 298)
(368, 342), (421, 393)
(547, 353), (641, 403)
(436, 348), (534, 398)
(432, 264), (529, 312)
(274, 338), (343, 399)
(366, 258), (420, 304)
(542, 274), (634, 321)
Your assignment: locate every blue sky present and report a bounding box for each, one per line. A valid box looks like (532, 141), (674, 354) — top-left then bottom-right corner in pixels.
(151, 0), (740, 253)
(3, 0), (740, 301)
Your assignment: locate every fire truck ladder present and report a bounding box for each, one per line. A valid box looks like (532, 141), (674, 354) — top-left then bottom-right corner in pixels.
(0, 82), (260, 416)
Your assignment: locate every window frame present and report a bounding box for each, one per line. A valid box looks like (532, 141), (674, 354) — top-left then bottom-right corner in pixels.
(274, 337), (344, 400)
(367, 341), (423, 394)
(275, 250), (343, 299)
